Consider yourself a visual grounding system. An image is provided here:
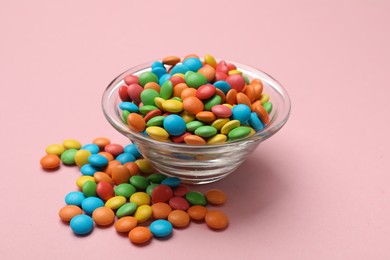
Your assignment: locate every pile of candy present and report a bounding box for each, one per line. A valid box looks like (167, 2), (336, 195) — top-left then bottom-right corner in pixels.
(40, 138), (229, 244)
(118, 54), (272, 144)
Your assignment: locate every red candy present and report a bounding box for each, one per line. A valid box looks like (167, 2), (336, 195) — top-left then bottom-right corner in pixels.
(216, 60), (229, 74)
(173, 184), (190, 197)
(169, 196), (190, 211)
(119, 85), (131, 102)
(170, 76), (185, 86)
(124, 75), (139, 85)
(215, 71), (228, 81)
(211, 104), (232, 118)
(143, 109), (162, 122)
(151, 184), (173, 203)
(127, 83), (143, 104)
(225, 74), (246, 92)
(196, 84), (216, 100)
(172, 132), (191, 143)
(104, 144), (124, 157)
(96, 181), (114, 201)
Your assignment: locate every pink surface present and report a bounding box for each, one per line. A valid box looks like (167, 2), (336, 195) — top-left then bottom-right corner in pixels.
(1, 0), (390, 259)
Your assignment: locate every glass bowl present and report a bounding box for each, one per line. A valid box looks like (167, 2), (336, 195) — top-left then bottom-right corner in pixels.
(102, 60), (291, 184)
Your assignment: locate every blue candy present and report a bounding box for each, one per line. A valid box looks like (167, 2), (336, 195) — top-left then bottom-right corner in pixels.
(152, 67), (167, 79)
(151, 61), (164, 69)
(170, 64), (189, 75)
(183, 57), (203, 72)
(70, 214), (94, 235)
(159, 73), (171, 86)
(231, 104), (251, 124)
(119, 102), (139, 113)
(65, 191), (85, 206)
(80, 164), (99, 176)
(124, 144), (142, 158)
(150, 219), (173, 238)
(163, 114), (186, 136)
(248, 112), (264, 132)
(116, 152), (136, 164)
(88, 154), (108, 167)
(213, 81), (231, 94)
(161, 177), (181, 188)
(81, 144), (100, 154)
(81, 197), (104, 215)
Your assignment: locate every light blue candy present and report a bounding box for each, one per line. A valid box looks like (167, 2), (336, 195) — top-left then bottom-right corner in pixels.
(213, 81), (231, 94)
(170, 64), (189, 75)
(80, 164), (99, 176)
(152, 67), (167, 79)
(65, 191), (85, 206)
(150, 219), (173, 238)
(116, 152), (136, 164)
(249, 112), (264, 132)
(81, 144), (100, 154)
(88, 154), (108, 167)
(81, 197), (104, 215)
(124, 144), (142, 159)
(163, 114), (186, 136)
(231, 104), (251, 124)
(70, 214), (94, 235)
(161, 177), (181, 188)
(119, 102), (139, 113)
(151, 61), (164, 69)
(183, 57), (203, 72)
(159, 73), (171, 86)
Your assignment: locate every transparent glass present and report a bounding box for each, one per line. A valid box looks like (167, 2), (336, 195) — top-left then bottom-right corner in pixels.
(102, 61), (291, 184)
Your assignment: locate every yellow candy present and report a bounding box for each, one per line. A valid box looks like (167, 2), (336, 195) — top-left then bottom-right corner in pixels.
(228, 69), (242, 75)
(105, 196), (126, 210)
(222, 103), (233, 109)
(204, 54), (217, 69)
(221, 120), (240, 135)
(162, 99), (183, 113)
(247, 127), (256, 137)
(260, 94), (270, 104)
(74, 149), (92, 167)
(171, 73), (185, 79)
(76, 176), (95, 189)
(135, 159), (154, 174)
(211, 118), (230, 131)
(180, 111), (195, 123)
(45, 144), (65, 156)
(146, 126), (169, 141)
(130, 192), (151, 206)
(154, 97), (165, 111)
(63, 139), (82, 150)
(207, 134), (228, 144)
(134, 205), (152, 223)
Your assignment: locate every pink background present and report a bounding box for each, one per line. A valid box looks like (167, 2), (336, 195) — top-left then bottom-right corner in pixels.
(1, 0), (389, 259)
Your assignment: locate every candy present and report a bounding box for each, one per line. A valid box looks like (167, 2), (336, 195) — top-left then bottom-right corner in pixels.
(111, 165), (132, 185)
(205, 189), (227, 205)
(168, 210), (190, 228)
(63, 139), (82, 150)
(40, 154), (61, 169)
(116, 202), (138, 218)
(104, 144), (124, 156)
(76, 176), (95, 189)
(205, 210), (229, 229)
(129, 226), (152, 244)
(60, 149), (78, 165)
(150, 219), (173, 238)
(138, 72), (158, 87)
(81, 197), (104, 215)
(147, 173), (167, 183)
(194, 125), (217, 138)
(163, 114), (186, 136)
(134, 205), (152, 223)
(82, 181), (97, 197)
(45, 144), (65, 156)
(92, 207), (115, 226)
(105, 196), (126, 210)
(74, 150), (92, 167)
(59, 205), (83, 222)
(114, 183), (136, 198)
(228, 126), (252, 140)
(187, 205), (208, 221)
(81, 144), (100, 154)
(151, 202), (172, 219)
(65, 191), (85, 206)
(129, 175), (149, 190)
(169, 197), (190, 211)
(96, 181), (114, 201)
(92, 137), (111, 150)
(130, 192), (151, 206)
(146, 183), (159, 196)
(185, 191), (207, 206)
(151, 184), (173, 203)
(115, 216), (138, 233)
(94, 171), (113, 184)
(88, 154), (108, 168)
(70, 214), (94, 235)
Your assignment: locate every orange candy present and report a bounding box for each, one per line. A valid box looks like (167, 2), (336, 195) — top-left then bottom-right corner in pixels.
(127, 113), (146, 132)
(195, 111), (217, 124)
(58, 205), (83, 222)
(94, 171), (114, 184)
(144, 82), (161, 93)
(98, 151), (114, 161)
(92, 137), (111, 150)
(183, 96), (204, 115)
(205, 189), (227, 205)
(172, 83), (189, 98)
(40, 154), (61, 169)
(236, 92), (252, 108)
(115, 216), (138, 233)
(92, 207), (115, 226)
(226, 89), (238, 105)
(128, 226), (152, 244)
(243, 84), (256, 103)
(123, 162), (139, 176)
(180, 88), (197, 100)
(151, 202), (172, 219)
(187, 205), (208, 221)
(105, 160), (122, 176)
(205, 210), (229, 230)
(254, 104), (270, 124)
(198, 64), (216, 82)
(183, 135), (206, 145)
(111, 165), (132, 185)
(168, 210), (190, 228)
(162, 56), (181, 66)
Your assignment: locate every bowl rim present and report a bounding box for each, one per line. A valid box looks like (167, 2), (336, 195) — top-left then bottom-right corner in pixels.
(102, 59), (291, 149)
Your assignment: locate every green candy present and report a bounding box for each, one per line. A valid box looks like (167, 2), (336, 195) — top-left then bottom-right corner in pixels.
(186, 120), (204, 132)
(242, 74), (250, 84)
(122, 110), (130, 124)
(140, 89), (159, 106)
(114, 183), (136, 199)
(147, 173), (167, 183)
(194, 126), (217, 138)
(160, 80), (173, 99)
(138, 71), (158, 87)
(185, 191), (207, 206)
(263, 102), (273, 114)
(82, 181), (97, 197)
(146, 116), (165, 127)
(116, 202), (138, 218)
(60, 149), (78, 165)
(184, 71), (207, 88)
(139, 105), (158, 115)
(129, 175), (149, 190)
(204, 95), (222, 111)
(171, 97), (182, 102)
(146, 183), (159, 196)
(228, 126), (251, 140)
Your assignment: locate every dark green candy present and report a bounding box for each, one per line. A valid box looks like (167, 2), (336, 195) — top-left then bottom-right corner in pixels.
(147, 173), (167, 183)
(82, 181), (97, 197)
(146, 183), (159, 196)
(116, 202), (138, 218)
(60, 149), (78, 165)
(114, 183), (136, 199)
(185, 191), (207, 206)
(129, 175), (149, 190)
